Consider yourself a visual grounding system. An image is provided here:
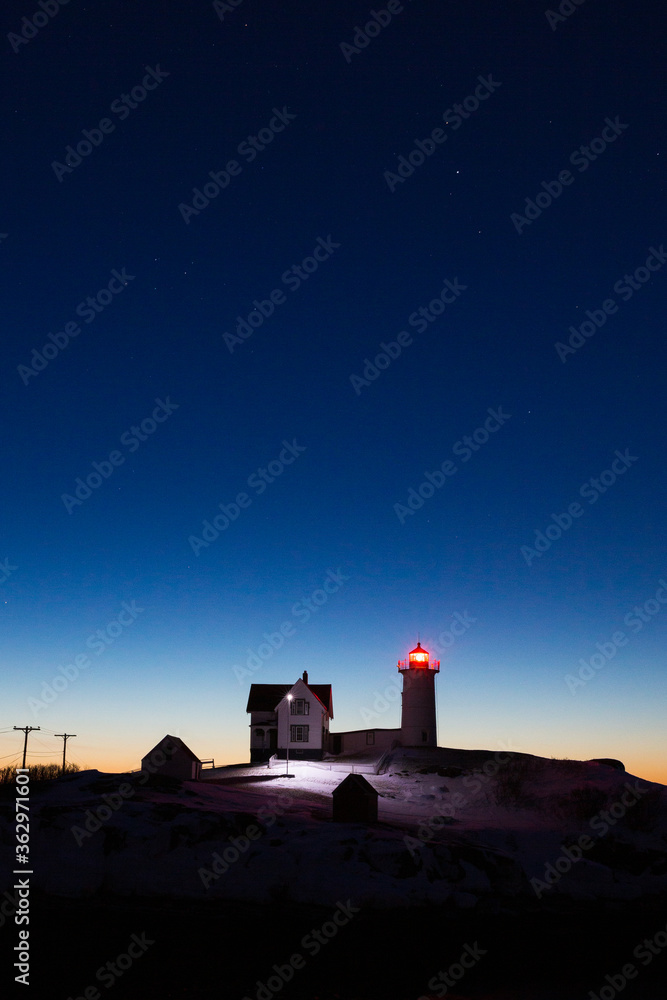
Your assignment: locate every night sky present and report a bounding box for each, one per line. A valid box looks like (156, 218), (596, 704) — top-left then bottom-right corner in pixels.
(2, 0), (666, 782)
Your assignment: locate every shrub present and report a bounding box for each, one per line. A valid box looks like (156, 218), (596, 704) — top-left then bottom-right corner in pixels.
(0, 763), (79, 783)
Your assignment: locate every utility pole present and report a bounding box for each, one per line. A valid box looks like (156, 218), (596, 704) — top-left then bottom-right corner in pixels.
(13, 726), (40, 769)
(54, 733), (77, 776)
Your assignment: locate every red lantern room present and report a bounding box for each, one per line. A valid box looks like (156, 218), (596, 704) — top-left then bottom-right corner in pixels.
(398, 641), (440, 673)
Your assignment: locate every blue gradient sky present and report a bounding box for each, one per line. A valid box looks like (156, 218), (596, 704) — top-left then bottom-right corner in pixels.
(2, 0), (666, 783)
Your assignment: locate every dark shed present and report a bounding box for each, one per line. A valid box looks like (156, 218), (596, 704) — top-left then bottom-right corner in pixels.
(332, 773), (378, 823)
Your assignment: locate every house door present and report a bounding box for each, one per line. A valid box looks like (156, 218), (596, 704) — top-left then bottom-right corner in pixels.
(269, 729), (277, 749)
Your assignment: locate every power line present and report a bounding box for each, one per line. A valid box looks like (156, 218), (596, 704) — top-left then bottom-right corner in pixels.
(31, 735), (58, 751)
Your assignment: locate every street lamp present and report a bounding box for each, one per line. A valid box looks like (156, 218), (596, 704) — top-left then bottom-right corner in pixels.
(286, 694), (292, 776)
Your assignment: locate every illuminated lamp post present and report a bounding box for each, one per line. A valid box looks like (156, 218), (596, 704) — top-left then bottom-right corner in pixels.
(286, 694), (292, 775)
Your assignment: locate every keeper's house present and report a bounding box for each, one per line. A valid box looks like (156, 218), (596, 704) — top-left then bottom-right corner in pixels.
(246, 671), (333, 762)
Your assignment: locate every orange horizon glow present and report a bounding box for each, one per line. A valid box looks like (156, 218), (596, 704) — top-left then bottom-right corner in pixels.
(66, 746), (667, 788)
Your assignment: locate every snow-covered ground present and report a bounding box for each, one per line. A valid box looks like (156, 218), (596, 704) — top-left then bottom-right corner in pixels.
(3, 748), (667, 999)
(6, 747), (666, 913)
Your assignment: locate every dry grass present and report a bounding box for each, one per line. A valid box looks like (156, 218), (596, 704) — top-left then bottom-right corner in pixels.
(0, 762), (80, 783)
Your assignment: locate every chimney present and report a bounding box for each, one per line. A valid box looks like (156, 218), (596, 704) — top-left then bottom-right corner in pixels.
(302, 670), (308, 684)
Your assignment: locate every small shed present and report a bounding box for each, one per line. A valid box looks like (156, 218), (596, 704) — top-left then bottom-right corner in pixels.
(141, 735), (201, 781)
(332, 773), (378, 823)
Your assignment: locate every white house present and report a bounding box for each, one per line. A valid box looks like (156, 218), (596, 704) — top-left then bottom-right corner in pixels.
(246, 671), (333, 762)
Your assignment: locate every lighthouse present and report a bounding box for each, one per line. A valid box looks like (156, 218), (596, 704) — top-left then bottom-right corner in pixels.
(398, 642), (440, 747)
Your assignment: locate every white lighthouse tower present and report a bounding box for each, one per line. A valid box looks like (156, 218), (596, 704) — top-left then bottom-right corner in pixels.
(398, 642), (440, 747)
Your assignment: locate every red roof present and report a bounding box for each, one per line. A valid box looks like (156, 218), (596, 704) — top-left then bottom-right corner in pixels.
(409, 642), (429, 657)
(246, 682), (333, 717)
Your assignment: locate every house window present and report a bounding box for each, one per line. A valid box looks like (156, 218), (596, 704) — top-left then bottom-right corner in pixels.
(366, 731), (375, 745)
(421, 730), (428, 742)
(253, 729), (265, 747)
(290, 699), (309, 715)
(290, 725), (309, 742)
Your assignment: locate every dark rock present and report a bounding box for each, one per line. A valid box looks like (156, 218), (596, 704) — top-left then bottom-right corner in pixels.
(590, 758), (625, 771)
